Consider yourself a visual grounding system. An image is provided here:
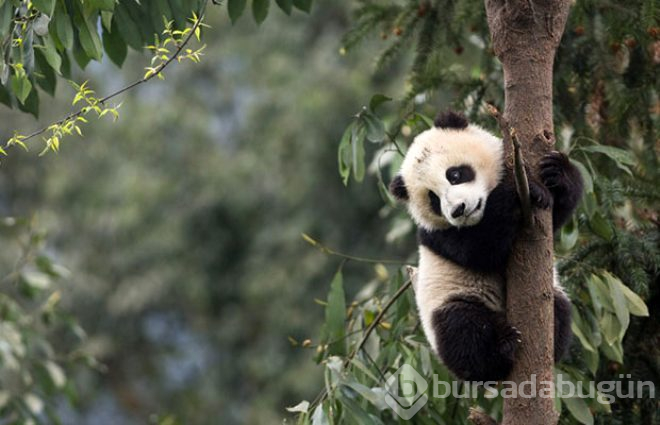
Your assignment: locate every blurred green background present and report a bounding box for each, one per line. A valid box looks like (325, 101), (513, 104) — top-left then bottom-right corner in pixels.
(0, 3), (407, 423)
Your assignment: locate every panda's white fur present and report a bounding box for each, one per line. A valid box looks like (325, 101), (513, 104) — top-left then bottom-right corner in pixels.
(390, 111), (580, 381)
(415, 245), (506, 353)
(399, 125), (503, 229)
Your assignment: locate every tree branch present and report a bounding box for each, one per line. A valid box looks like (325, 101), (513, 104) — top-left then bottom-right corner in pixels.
(487, 104), (532, 225)
(15, 8), (207, 145)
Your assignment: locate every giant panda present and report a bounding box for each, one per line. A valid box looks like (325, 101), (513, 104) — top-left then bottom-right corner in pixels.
(389, 111), (583, 382)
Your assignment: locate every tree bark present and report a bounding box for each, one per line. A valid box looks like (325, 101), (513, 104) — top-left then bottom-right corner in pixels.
(484, 1), (571, 424)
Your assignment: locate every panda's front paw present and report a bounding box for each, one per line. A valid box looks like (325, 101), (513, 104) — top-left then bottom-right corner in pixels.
(539, 151), (570, 190)
(498, 325), (522, 362)
(529, 181), (552, 210)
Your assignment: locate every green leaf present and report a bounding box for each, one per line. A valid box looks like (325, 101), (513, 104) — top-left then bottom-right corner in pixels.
(75, 12), (103, 60)
(311, 404), (329, 425)
(410, 112), (434, 129)
(33, 0), (55, 14)
(340, 389), (384, 424)
(34, 48), (57, 95)
(59, 49), (72, 78)
(122, 0), (153, 41)
(36, 35), (62, 74)
(275, 0), (292, 14)
(571, 320), (596, 353)
(114, 5), (142, 50)
(55, 4), (74, 50)
(588, 212), (613, 241)
(285, 400), (309, 413)
(103, 20), (127, 67)
(369, 94), (392, 112)
(22, 22), (35, 74)
(558, 217), (578, 251)
(167, 0), (187, 27)
(72, 38), (91, 69)
(88, 0), (115, 12)
(352, 124), (366, 182)
(293, 0), (312, 13)
(11, 73), (32, 104)
(342, 382), (388, 411)
(600, 339), (623, 363)
(101, 10), (113, 31)
(252, 0), (269, 24)
(227, 0), (247, 23)
(582, 348), (599, 376)
(337, 122), (353, 185)
(563, 396), (594, 425)
(570, 159), (593, 194)
(603, 272), (649, 317)
(587, 274), (614, 315)
(0, 2), (12, 36)
(362, 110), (385, 143)
(325, 270), (346, 356)
(17, 86), (39, 118)
(617, 281), (649, 317)
(579, 145), (636, 175)
(0, 83), (11, 107)
(148, 0), (172, 34)
(602, 272), (629, 339)
(599, 312), (620, 345)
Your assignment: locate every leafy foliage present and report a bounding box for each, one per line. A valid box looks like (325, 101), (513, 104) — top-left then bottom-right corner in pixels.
(3, 10), (207, 157)
(0, 217), (89, 423)
(293, 1), (660, 424)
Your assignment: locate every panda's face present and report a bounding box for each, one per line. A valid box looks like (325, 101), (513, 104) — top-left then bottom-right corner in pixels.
(391, 124), (504, 230)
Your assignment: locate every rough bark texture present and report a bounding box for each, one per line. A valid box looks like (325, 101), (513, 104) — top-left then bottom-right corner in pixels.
(484, 1), (571, 424)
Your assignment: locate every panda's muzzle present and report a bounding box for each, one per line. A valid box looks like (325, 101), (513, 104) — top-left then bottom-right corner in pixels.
(452, 199), (483, 219)
(451, 203), (466, 218)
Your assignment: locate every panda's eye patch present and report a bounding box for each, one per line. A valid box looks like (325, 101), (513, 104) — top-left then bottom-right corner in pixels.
(446, 165), (475, 185)
(428, 190), (442, 215)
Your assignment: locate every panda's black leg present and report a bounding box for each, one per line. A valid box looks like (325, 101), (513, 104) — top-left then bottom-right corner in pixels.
(431, 297), (520, 382)
(554, 289), (573, 362)
(539, 152), (584, 230)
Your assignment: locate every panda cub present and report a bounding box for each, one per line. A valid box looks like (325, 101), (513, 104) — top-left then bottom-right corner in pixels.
(389, 111), (583, 382)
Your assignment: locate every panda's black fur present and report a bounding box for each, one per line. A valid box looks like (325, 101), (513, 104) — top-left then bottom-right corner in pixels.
(390, 111), (583, 382)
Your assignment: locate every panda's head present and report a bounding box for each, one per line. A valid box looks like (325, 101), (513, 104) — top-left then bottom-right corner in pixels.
(390, 111), (504, 230)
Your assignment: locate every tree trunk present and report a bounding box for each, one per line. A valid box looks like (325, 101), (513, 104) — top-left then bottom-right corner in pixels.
(484, 1), (571, 424)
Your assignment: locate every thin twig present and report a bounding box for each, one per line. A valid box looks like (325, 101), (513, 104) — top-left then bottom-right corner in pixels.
(308, 278), (414, 413)
(486, 104), (532, 225)
(343, 278), (413, 368)
(302, 233), (415, 266)
(16, 6), (207, 145)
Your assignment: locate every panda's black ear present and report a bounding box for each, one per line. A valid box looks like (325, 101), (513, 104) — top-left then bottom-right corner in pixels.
(434, 111), (468, 130)
(389, 175), (409, 201)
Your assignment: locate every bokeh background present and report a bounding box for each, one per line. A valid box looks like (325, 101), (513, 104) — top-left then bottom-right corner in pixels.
(0, 3), (408, 423)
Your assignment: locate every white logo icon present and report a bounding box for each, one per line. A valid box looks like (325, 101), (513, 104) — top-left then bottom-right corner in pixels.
(384, 364), (428, 419)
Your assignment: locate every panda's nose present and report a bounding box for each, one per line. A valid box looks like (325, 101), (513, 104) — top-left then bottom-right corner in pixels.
(451, 203), (466, 218)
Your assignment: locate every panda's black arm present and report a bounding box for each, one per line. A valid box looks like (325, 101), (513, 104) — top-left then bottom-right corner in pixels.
(419, 183), (521, 273)
(539, 152), (584, 231)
